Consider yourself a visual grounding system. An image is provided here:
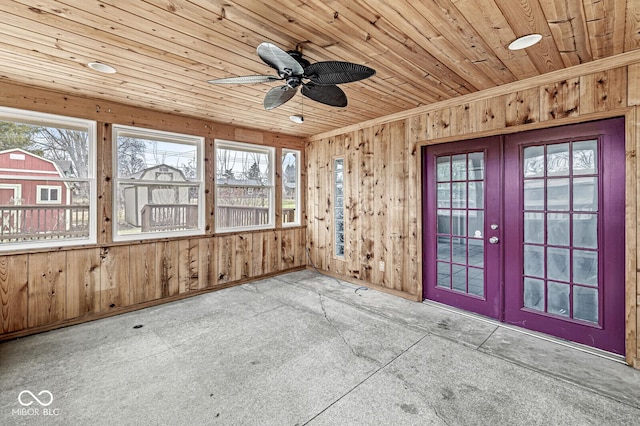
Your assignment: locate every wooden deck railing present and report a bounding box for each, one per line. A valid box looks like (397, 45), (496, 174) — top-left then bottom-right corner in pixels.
(0, 204), (89, 241)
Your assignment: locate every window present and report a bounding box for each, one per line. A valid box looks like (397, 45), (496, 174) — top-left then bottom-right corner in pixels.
(113, 125), (204, 241)
(0, 106), (96, 250)
(36, 185), (61, 204)
(334, 158), (345, 258)
(282, 149), (300, 226)
(215, 140), (274, 232)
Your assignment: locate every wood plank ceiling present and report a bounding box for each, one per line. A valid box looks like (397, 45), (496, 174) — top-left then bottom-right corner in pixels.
(0, 0), (639, 137)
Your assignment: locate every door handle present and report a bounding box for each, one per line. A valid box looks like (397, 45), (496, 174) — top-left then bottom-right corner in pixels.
(489, 236), (499, 244)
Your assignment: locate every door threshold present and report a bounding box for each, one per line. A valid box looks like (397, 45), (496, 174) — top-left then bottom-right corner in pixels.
(421, 299), (627, 365)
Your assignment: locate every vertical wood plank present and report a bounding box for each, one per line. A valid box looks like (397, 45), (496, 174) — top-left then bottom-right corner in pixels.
(65, 248), (100, 319)
(204, 137), (215, 234)
(406, 117), (421, 297)
(198, 238), (210, 289)
(628, 64), (640, 106)
(345, 130), (361, 279)
(217, 235), (234, 284)
(427, 109), (452, 140)
(389, 120), (407, 292)
(251, 232), (265, 277)
(450, 103), (474, 135)
(281, 229), (295, 270)
(207, 237), (220, 287)
(505, 88), (540, 126)
(130, 243), (158, 304)
(626, 108), (638, 366)
(360, 127), (374, 282)
(100, 246), (130, 311)
(373, 124), (388, 287)
(540, 78), (580, 121)
(96, 122), (113, 244)
(156, 241), (179, 297)
(0, 255), (28, 332)
(579, 67), (627, 114)
(235, 234), (251, 280)
(27, 251), (66, 327)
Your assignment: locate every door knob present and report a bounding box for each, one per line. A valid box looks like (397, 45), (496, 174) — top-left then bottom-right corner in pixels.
(489, 236), (499, 244)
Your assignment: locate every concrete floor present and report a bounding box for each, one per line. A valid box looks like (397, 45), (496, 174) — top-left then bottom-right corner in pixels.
(1, 270), (639, 425)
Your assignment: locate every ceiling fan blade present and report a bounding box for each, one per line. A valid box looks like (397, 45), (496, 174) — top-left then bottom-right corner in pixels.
(207, 75), (281, 84)
(264, 85), (298, 110)
(257, 42), (304, 77)
(304, 61), (376, 85)
(301, 83), (347, 107)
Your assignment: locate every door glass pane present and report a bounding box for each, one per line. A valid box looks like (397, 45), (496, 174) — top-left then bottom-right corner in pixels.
(437, 183), (450, 207)
(524, 212), (544, 243)
(468, 181), (484, 208)
(437, 236), (451, 260)
(524, 180), (544, 210)
(547, 178), (569, 211)
(573, 286), (598, 323)
(451, 154), (467, 180)
(437, 210), (451, 234)
(547, 247), (570, 282)
(573, 177), (598, 211)
(452, 182), (467, 208)
(468, 211), (484, 238)
(524, 146), (544, 177)
(547, 213), (569, 246)
(524, 244), (544, 278)
(573, 140), (597, 175)
(468, 239), (484, 267)
(451, 210), (466, 236)
(437, 156), (450, 181)
(547, 143), (570, 176)
(451, 264), (467, 292)
(573, 250), (598, 286)
(452, 237), (466, 264)
(573, 214), (597, 248)
(524, 278), (545, 311)
(468, 152), (484, 179)
(437, 262), (450, 288)
(547, 281), (570, 316)
(468, 267), (484, 297)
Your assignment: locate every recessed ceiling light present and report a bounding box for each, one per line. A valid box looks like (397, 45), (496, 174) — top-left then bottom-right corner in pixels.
(289, 115), (304, 124)
(508, 34), (542, 50)
(88, 62), (117, 74)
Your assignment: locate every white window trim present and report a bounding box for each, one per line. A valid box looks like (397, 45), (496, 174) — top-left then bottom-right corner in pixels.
(282, 148), (301, 227)
(36, 185), (62, 204)
(215, 139), (275, 233)
(112, 124), (205, 242)
(0, 106), (97, 251)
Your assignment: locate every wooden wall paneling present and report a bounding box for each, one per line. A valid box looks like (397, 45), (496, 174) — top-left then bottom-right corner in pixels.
(629, 64), (640, 106)
(100, 246), (130, 311)
(540, 78), (580, 121)
(505, 88), (540, 127)
(207, 237), (220, 287)
(65, 248), (100, 319)
(156, 241), (180, 297)
(295, 227), (306, 267)
(178, 239), (201, 293)
(579, 67), (628, 114)
(97, 122), (113, 244)
(450, 103), (474, 136)
(270, 230), (281, 274)
(281, 229), (295, 270)
(406, 116), (422, 298)
(0, 255), (28, 332)
(345, 131), (361, 279)
(216, 235), (235, 284)
(426, 109), (452, 140)
(205, 137), (215, 234)
(198, 239), (210, 289)
(373, 124), (389, 288)
(27, 251), (66, 328)
(316, 138), (328, 271)
(251, 232), (266, 277)
(235, 234), (252, 280)
(130, 243), (159, 304)
(360, 127), (375, 282)
(626, 107), (638, 367)
(473, 96), (507, 132)
(389, 120), (407, 292)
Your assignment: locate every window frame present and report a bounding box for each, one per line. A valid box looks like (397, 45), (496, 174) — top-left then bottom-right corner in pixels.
(112, 124), (205, 242)
(0, 106), (97, 251)
(282, 148), (301, 227)
(214, 139), (275, 233)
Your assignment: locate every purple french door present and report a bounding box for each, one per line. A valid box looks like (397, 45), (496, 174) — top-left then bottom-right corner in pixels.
(423, 137), (502, 319)
(423, 118), (626, 354)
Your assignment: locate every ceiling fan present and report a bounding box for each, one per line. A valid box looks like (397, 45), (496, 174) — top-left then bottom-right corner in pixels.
(207, 42), (376, 110)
